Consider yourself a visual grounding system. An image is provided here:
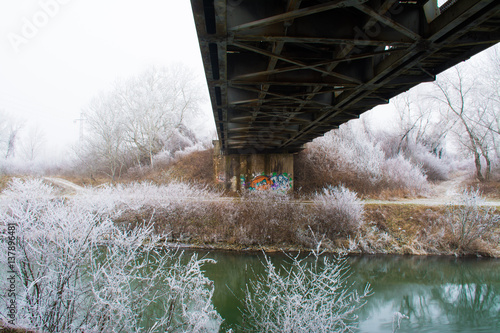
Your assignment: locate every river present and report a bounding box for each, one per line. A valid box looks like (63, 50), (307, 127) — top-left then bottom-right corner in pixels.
(190, 251), (500, 333)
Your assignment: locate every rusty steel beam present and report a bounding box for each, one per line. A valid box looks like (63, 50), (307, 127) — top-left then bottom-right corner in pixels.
(229, 0), (369, 32)
(191, 0), (500, 154)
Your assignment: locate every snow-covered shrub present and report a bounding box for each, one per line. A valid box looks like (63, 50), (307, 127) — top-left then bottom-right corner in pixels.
(300, 121), (430, 197)
(242, 252), (370, 332)
(352, 223), (401, 254)
(313, 185), (364, 236)
(442, 189), (500, 253)
(378, 134), (450, 182)
(383, 155), (429, 195)
(0, 178), (221, 332)
(73, 181), (221, 216)
(309, 123), (385, 185)
(150, 141), (206, 170)
(239, 191), (306, 245)
(173, 142), (207, 160)
(405, 143), (450, 181)
(151, 149), (174, 167)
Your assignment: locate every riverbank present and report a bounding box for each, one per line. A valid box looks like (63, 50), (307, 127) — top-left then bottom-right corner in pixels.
(116, 198), (500, 258)
(2, 176), (499, 258)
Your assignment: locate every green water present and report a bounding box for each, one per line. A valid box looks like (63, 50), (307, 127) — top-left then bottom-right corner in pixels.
(194, 251), (500, 332)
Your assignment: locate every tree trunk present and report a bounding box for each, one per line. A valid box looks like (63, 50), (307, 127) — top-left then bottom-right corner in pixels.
(5, 131), (17, 158)
(484, 151), (491, 181)
(473, 150), (484, 181)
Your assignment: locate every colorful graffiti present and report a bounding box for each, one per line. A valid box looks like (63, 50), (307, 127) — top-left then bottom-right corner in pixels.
(249, 175), (273, 190)
(216, 173), (226, 183)
(270, 172), (292, 192)
(248, 172), (292, 192)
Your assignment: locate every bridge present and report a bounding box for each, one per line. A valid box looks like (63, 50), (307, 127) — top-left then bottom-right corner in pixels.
(191, 0), (500, 191)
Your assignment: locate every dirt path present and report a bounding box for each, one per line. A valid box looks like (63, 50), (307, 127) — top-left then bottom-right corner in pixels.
(43, 177), (85, 194)
(365, 171), (500, 207)
(428, 171), (469, 200)
(34, 176), (500, 207)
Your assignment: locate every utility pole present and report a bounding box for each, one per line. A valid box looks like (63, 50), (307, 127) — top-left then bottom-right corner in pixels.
(74, 112), (85, 141)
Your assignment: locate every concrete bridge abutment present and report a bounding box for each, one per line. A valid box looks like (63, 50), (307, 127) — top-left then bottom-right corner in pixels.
(213, 141), (293, 192)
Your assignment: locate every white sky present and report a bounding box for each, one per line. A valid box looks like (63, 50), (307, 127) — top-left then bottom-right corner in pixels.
(0, 0), (493, 161)
(0, 0), (213, 158)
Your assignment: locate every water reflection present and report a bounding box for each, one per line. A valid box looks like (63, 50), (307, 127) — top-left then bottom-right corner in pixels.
(350, 256), (500, 333)
(193, 252), (500, 332)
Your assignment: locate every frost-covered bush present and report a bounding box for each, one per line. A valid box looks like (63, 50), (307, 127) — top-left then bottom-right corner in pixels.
(442, 189), (500, 253)
(242, 252), (370, 333)
(404, 143), (450, 181)
(309, 123), (385, 185)
(173, 142), (207, 160)
(314, 185), (364, 236)
(238, 191), (305, 245)
(301, 122), (430, 197)
(150, 142), (206, 169)
(383, 155), (429, 195)
(73, 181), (221, 216)
(0, 178), (221, 332)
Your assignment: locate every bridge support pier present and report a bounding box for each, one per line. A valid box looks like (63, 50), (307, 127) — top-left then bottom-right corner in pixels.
(213, 141), (294, 192)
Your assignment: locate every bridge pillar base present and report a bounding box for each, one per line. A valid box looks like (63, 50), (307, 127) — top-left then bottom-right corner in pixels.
(213, 142), (294, 192)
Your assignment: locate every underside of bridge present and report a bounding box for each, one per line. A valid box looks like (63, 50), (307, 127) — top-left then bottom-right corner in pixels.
(191, 0), (500, 190)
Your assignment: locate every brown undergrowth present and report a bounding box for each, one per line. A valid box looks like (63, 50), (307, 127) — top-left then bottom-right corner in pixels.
(58, 149), (215, 188)
(115, 199), (500, 257)
(0, 174), (14, 192)
(294, 150), (427, 199)
(56, 175), (109, 188)
(468, 180), (500, 199)
(124, 149), (215, 185)
(355, 204), (500, 257)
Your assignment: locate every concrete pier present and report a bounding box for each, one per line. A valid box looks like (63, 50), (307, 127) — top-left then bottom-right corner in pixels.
(213, 141), (293, 192)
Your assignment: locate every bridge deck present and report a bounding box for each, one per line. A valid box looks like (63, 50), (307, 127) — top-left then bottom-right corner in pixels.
(191, 0), (500, 154)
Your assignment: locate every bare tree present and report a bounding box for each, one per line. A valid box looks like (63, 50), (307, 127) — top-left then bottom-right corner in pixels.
(478, 45), (500, 160)
(393, 92), (449, 157)
(79, 65), (203, 179)
(433, 65), (496, 181)
(0, 110), (24, 159)
(20, 125), (46, 161)
(118, 66), (202, 167)
(81, 92), (128, 182)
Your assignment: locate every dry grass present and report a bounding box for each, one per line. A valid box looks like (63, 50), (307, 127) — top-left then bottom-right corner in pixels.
(56, 175), (109, 188)
(160, 149), (214, 185)
(468, 180), (500, 199)
(113, 197), (500, 257)
(360, 203), (500, 257)
(114, 191), (364, 251)
(122, 149), (215, 186)
(58, 149), (216, 188)
(116, 200), (309, 248)
(364, 204), (444, 238)
(0, 174), (14, 192)
(0, 320), (38, 333)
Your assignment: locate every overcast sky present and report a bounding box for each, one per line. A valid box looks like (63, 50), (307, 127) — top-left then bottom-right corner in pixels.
(0, 0), (212, 157)
(0, 0), (492, 160)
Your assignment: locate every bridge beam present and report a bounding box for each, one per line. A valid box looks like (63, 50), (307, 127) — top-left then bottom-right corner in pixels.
(192, 0), (500, 155)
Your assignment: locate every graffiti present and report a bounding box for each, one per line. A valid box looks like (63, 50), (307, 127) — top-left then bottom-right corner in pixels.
(249, 175), (272, 190)
(240, 174), (246, 188)
(270, 172), (292, 192)
(216, 173), (225, 183)
(248, 172), (292, 192)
